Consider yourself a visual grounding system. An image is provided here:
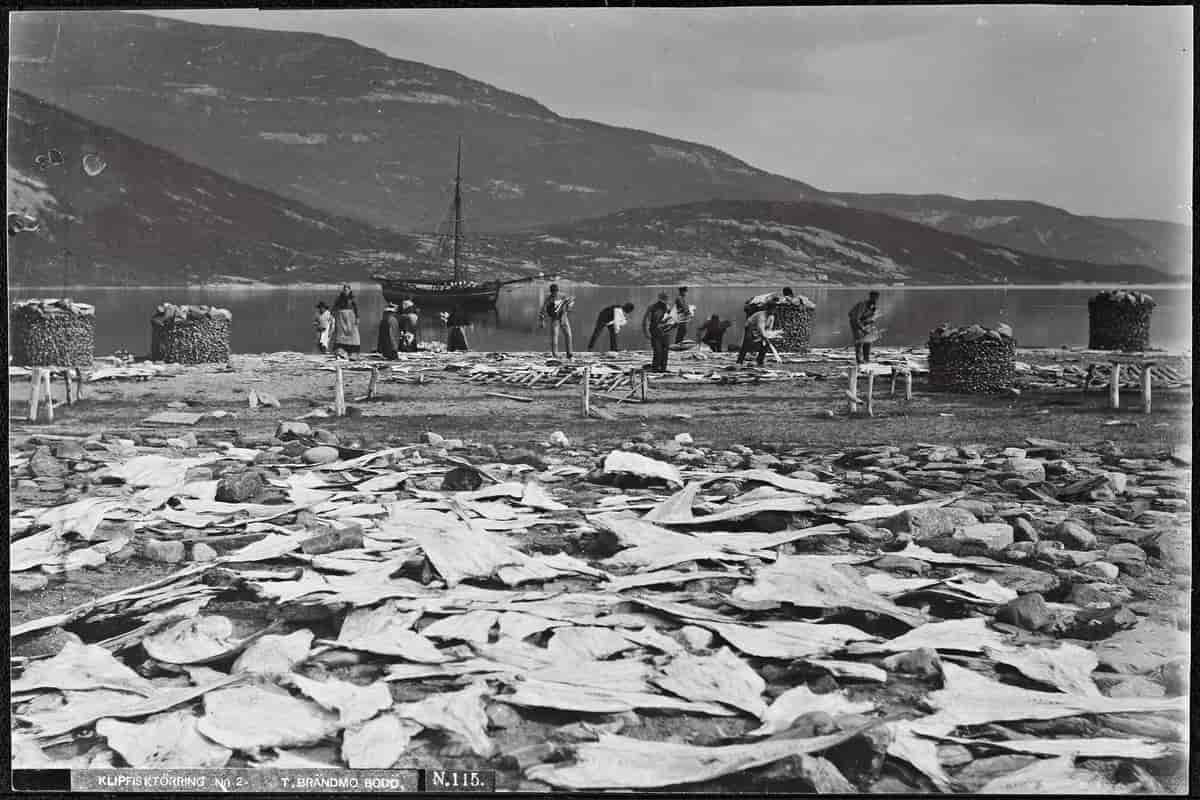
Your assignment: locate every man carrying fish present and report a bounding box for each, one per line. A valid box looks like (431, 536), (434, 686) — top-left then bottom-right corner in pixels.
(587, 301), (636, 352)
(848, 290), (881, 364)
(643, 292), (676, 372)
(538, 283), (574, 360)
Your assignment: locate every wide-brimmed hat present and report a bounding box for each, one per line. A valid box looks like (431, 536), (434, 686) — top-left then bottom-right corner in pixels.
(401, 299), (414, 310)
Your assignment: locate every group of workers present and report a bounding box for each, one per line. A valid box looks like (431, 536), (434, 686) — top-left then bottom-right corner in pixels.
(313, 282), (883, 371)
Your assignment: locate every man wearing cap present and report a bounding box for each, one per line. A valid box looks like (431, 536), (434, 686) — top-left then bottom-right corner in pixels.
(643, 292), (675, 372)
(538, 283), (574, 360)
(848, 290), (881, 364)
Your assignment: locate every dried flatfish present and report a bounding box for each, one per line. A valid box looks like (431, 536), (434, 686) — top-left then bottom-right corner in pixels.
(982, 643), (1100, 696)
(21, 678), (236, 739)
(394, 682), (494, 758)
(652, 647), (767, 718)
(750, 685), (877, 738)
(606, 568), (749, 593)
(854, 617), (1008, 656)
(731, 557), (925, 628)
(197, 684), (340, 751)
(142, 616), (239, 665)
(977, 755), (1125, 793)
(935, 733), (1171, 760)
(705, 620), (879, 659)
(219, 534), (301, 563)
(526, 729), (859, 789)
(288, 674), (394, 726)
(546, 627), (637, 661)
(232, 630), (314, 676)
(497, 611), (565, 640)
(502, 678), (737, 716)
(926, 663), (1181, 727)
(335, 602), (446, 663)
(96, 710), (232, 768)
(600, 451), (683, 488)
(341, 713), (423, 768)
(420, 610), (499, 645)
(12, 641), (155, 697)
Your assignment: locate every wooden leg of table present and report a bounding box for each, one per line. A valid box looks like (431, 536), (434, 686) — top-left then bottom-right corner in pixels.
(640, 369), (647, 401)
(62, 369), (72, 405)
(76, 369), (85, 400)
(1082, 363), (1095, 394)
(367, 365), (379, 400)
(904, 370), (913, 401)
(334, 366), (347, 416)
(42, 370), (54, 422)
(1109, 363), (1121, 409)
(890, 366), (897, 397)
(866, 371), (875, 417)
(1141, 364), (1153, 414)
(28, 368), (43, 422)
(847, 365), (859, 415)
(581, 365), (591, 418)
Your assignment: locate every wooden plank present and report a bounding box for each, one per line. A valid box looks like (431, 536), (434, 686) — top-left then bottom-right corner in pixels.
(1109, 362), (1121, 409)
(904, 370), (913, 401)
(143, 411), (205, 426)
(484, 392), (534, 403)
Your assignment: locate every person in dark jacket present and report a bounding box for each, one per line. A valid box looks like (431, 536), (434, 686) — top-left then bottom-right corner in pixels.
(537, 283), (574, 360)
(643, 292), (675, 372)
(738, 300), (779, 366)
(697, 314), (732, 352)
(377, 303), (401, 359)
(397, 299), (419, 352)
(673, 287), (692, 344)
(587, 301), (636, 352)
(445, 306), (470, 352)
(848, 290), (881, 364)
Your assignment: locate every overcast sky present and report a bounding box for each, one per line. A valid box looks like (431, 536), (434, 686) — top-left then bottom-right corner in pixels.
(153, 7), (1192, 223)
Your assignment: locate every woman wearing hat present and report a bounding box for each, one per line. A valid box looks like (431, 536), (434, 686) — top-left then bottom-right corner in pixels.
(330, 284), (361, 357)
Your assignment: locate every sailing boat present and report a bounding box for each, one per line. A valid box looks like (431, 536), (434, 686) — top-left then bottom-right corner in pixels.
(372, 138), (547, 310)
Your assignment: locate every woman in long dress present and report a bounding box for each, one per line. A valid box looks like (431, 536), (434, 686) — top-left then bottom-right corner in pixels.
(331, 284), (361, 357)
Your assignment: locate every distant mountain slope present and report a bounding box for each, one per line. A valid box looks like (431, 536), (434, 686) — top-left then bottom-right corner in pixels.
(1082, 216), (1192, 279)
(459, 200), (1167, 286)
(6, 89), (400, 284)
(9, 11), (817, 236)
(827, 193), (1191, 277)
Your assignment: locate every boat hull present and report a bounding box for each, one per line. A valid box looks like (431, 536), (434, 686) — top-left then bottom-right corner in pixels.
(374, 276), (501, 309)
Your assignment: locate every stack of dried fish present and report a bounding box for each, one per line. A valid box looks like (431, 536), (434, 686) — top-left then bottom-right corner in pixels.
(151, 304), (233, 364)
(10, 299), (95, 368)
(928, 323), (1016, 393)
(1088, 290), (1156, 351)
(746, 293), (816, 352)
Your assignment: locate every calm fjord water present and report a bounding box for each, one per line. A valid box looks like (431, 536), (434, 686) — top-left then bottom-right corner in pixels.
(10, 284), (1191, 357)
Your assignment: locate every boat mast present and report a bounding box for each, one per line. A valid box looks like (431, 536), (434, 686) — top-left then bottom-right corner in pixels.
(452, 137), (463, 282)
